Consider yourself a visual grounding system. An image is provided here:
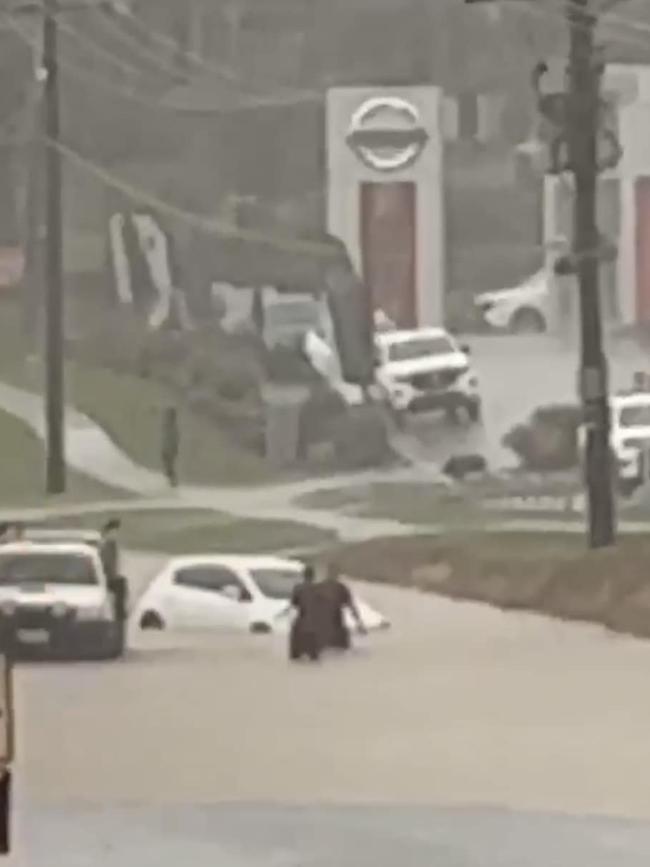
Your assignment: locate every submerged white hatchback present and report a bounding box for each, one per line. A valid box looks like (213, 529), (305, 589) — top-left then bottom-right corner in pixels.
(132, 555), (389, 635)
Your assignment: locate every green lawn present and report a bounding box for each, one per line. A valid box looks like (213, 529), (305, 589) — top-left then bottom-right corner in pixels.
(0, 407), (125, 508)
(298, 482), (483, 526)
(66, 365), (272, 487)
(39, 508), (334, 554)
(298, 478), (586, 527)
(0, 303), (272, 488)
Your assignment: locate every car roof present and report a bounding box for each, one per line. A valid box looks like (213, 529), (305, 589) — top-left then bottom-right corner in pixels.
(375, 327), (451, 346)
(0, 542), (99, 556)
(24, 529), (101, 543)
(612, 392), (650, 407)
(164, 554), (303, 572)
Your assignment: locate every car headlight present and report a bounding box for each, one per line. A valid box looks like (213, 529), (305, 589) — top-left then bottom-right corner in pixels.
(51, 602), (69, 618)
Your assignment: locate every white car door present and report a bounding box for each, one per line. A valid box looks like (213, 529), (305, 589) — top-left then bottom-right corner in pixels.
(169, 565), (252, 631)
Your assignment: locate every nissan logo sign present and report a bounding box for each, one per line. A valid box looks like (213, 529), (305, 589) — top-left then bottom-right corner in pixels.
(346, 96), (429, 172)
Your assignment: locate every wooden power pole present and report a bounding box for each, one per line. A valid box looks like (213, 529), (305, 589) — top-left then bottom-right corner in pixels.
(42, 0), (66, 495)
(466, 0), (618, 548)
(567, 0), (615, 548)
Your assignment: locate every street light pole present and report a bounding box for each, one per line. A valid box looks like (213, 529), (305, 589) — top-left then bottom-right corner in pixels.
(42, 0), (66, 494)
(568, 0), (615, 547)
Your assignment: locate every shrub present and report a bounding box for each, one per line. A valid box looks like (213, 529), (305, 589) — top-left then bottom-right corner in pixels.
(330, 405), (393, 470)
(502, 403), (581, 471)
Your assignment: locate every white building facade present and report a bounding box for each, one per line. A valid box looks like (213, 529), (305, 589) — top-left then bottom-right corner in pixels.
(544, 64), (650, 329)
(326, 86), (445, 328)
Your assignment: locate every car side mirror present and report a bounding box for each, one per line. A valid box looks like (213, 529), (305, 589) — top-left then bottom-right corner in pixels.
(223, 584), (252, 603)
(460, 344), (471, 356)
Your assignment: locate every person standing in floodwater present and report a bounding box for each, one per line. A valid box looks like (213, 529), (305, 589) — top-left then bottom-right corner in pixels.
(100, 518), (121, 580)
(319, 564), (366, 652)
(161, 407), (180, 488)
(286, 564), (324, 662)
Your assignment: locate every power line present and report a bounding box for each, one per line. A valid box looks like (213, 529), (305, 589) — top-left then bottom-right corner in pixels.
(53, 135), (335, 258)
(55, 15), (164, 81)
(522, 0), (650, 57)
(110, 4), (320, 100)
(2, 13), (177, 111)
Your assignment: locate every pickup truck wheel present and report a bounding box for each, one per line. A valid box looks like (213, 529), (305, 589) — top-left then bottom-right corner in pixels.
(140, 610), (165, 630)
(105, 622), (126, 660)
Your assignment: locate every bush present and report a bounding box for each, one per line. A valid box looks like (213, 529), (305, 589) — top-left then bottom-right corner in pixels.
(502, 403), (582, 471)
(264, 345), (317, 384)
(330, 405), (393, 470)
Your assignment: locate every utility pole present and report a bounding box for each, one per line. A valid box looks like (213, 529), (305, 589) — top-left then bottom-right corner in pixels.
(42, 0), (66, 494)
(465, 0), (618, 548)
(567, 0), (615, 548)
(12, 0), (119, 495)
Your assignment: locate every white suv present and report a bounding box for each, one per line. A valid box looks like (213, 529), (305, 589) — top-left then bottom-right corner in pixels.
(474, 269), (552, 334)
(0, 543), (127, 659)
(610, 393), (650, 490)
(374, 327), (481, 422)
(578, 391), (650, 494)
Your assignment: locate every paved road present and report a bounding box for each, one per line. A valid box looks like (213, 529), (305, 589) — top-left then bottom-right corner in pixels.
(8, 554), (650, 863)
(12, 804), (650, 866)
(404, 334), (648, 469)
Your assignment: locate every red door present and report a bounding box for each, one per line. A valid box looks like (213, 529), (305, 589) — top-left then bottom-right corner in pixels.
(360, 182), (417, 328)
(635, 178), (650, 323)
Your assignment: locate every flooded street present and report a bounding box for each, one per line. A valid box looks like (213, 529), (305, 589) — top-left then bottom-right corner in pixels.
(8, 566), (650, 864)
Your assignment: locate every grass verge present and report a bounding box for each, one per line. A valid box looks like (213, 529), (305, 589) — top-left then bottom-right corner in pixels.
(331, 531), (650, 641)
(37, 508), (334, 555)
(0, 303), (272, 488)
(0, 407), (126, 507)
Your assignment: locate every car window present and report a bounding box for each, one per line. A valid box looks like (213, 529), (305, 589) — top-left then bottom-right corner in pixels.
(387, 336), (455, 362)
(0, 552), (98, 586)
(619, 405), (650, 428)
(174, 565), (243, 595)
(249, 568), (302, 600)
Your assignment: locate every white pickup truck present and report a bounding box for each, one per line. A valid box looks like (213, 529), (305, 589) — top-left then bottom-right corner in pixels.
(304, 324), (482, 423)
(373, 327), (481, 422)
(578, 391), (650, 494)
(0, 542), (128, 660)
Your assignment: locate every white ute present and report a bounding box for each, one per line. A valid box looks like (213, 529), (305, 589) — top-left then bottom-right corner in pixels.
(0, 542), (127, 659)
(596, 392), (650, 493)
(374, 327), (481, 422)
(133, 555), (389, 635)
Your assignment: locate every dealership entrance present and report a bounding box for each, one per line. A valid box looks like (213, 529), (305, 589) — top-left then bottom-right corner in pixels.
(327, 87), (444, 328)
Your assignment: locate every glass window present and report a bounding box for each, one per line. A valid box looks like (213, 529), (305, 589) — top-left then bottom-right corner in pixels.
(174, 566), (242, 594)
(0, 553), (97, 586)
(619, 405), (650, 428)
(249, 568), (302, 600)
(387, 336), (455, 363)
